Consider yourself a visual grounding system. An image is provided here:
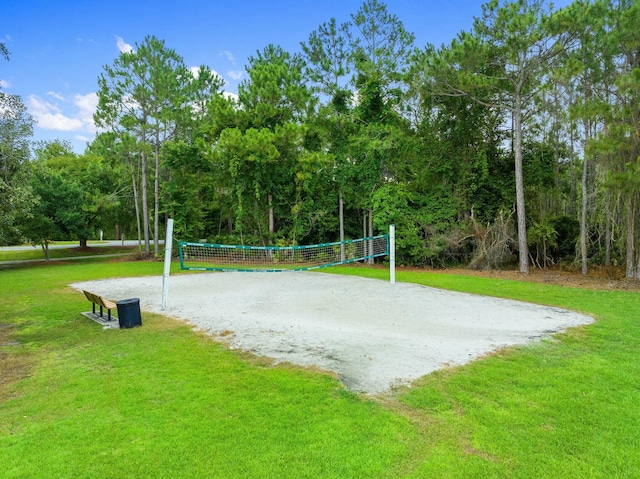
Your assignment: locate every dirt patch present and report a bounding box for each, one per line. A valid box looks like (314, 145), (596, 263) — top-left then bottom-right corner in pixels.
(0, 324), (32, 396)
(431, 265), (640, 291)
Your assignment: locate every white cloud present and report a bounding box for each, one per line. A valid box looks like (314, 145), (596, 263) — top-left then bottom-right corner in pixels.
(222, 91), (238, 102)
(220, 50), (236, 64)
(228, 70), (243, 81)
(211, 69), (225, 82)
(75, 92), (97, 113)
(74, 134), (92, 143)
(29, 95), (61, 115)
(27, 93), (98, 133)
(116, 36), (133, 54)
(74, 92), (98, 133)
(29, 95), (82, 131)
(47, 91), (65, 101)
(0, 79), (9, 89)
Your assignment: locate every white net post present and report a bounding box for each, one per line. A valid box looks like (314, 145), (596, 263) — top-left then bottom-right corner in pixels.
(389, 224), (395, 284)
(161, 218), (174, 310)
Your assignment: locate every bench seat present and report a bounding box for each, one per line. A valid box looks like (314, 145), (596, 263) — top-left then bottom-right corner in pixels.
(83, 290), (117, 321)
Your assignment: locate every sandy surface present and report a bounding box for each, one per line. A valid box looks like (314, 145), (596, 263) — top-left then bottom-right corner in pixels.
(71, 272), (594, 394)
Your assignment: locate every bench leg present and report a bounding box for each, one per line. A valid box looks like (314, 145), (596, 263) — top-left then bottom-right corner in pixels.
(108, 309), (112, 321)
(99, 305), (104, 317)
(92, 303), (96, 315)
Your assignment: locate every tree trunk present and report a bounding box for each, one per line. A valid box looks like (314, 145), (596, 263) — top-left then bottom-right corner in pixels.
(268, 192), (274, 238)
(513, 97), (529, 274)
(363, 212), (367, 261)
(131, 164), (142, 253)
(154, 139), (160, 257)
(255, 199), (266, 246)
(141, 151), (151, 255)
(569, 133), (577, 216)
(605, 190), (611, 266)
(41, 241), (50, 262)
(626, 197), (635, 279)
(636, 199), (640, 280)
(368, 206), (374, 265)
(580, 127), (589, 276)
(339, 192), (345, 262)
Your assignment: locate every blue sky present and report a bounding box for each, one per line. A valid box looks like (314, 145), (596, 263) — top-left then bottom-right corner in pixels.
(1, 0), (562, 153)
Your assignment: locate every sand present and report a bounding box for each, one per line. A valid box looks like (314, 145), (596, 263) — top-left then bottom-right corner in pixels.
(71, 272), (593, 394)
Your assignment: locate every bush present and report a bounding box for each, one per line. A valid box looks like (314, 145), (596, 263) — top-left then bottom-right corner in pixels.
(548, 215), (579, 261)
(467, 211), (517, 270)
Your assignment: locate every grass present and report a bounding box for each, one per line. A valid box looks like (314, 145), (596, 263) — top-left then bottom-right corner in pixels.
(0, 244), (138, 262)
(1, 260), (640, 477)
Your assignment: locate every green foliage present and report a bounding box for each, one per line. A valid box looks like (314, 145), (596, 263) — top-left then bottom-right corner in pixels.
(239, 44), (312, 130)
(527, 220), (558, 268)
(0, 41), (9, 61)
(523, 140), (557, 190)
(548, 215), (580, 260)
(161, 140), (214, 240)
(301, 17), (350, 96)
(95, 35), (207, 254)
(20, 143), (120, 247)
(59, 0), (640, 273)
(19, 163), (89, 246)
(0, 92), (34, 244)
(372, 184), (427, 264)
(347, 0), (415, 87)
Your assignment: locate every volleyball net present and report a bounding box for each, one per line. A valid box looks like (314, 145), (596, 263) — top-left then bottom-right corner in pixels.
(178, 234), (389, 272)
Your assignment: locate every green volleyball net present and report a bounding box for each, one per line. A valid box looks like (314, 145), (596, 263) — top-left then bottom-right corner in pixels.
(178, 235), (389, 272)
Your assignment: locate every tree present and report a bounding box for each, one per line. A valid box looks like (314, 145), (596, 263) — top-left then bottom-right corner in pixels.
(587, 0), (640, 278)
(346, 0), (415, 92)
(232, 44), (314, 243)
(161, 140), (214, 240)
(301, 17), (351, 98)
(0, 41), (9, 61)
(19, 166), (69, 259)
(95, 35), (192, 256)
(151, 64), (226, 242)
(302, 17), (353, 249)
(346, 0), (416, 260)
(215, 127), (279, 244)
(0, 91), (34, 244)
(300, 1), (417, 252)
(419, 0), (569, 273)
(552, 0), (613, 275)
(89, 132), (146, 247)
(24, 140), (119, 249)
(19, 160), (90, 258)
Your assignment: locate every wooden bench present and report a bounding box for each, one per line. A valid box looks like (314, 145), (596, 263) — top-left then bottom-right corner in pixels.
(83, 290), (117, 321)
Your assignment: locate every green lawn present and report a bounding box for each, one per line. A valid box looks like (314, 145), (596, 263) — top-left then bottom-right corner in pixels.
(0, 243), (138, 262)
(1, 260), (639, 478)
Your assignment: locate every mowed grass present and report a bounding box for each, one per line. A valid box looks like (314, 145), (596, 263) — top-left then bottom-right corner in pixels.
(0, 261), (413, 478)
(0, 244), (137, 262)
(1, 260), (639, 478)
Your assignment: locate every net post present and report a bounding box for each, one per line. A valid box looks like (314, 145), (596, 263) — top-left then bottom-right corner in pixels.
(389, 224), (396, 284)
(161, 218), (174, 310)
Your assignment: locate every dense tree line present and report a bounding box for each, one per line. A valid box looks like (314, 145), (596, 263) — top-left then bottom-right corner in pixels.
(3, 0), (640, 277)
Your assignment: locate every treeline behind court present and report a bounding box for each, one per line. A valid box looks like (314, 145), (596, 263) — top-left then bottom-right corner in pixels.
(2, 0), (640, 277)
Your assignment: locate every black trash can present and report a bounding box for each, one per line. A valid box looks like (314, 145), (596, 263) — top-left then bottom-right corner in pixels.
(117, 298), (142, 329)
